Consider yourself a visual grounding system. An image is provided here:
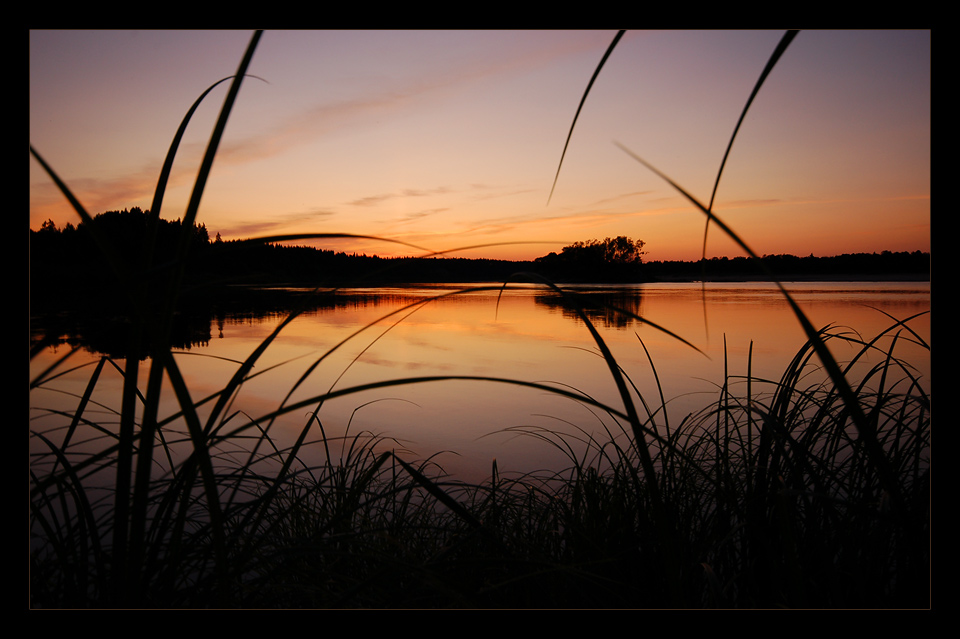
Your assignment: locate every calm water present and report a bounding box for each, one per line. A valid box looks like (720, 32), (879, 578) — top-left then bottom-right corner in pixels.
(30, 281), (931, 482)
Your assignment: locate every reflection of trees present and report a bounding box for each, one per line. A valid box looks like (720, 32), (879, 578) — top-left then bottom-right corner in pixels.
(31, 309), (213, 360)
(29, 288), (436, 359)
(30, 286), (649, 358)
(534, 288), (645, 329)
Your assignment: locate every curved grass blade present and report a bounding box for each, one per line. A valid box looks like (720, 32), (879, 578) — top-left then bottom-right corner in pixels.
(182, 31), (263, 232)
(236, 232), (432, 255)
(419, 239), (566, 258)
(862, 307), (930, 351)
(547, 30), (625, 206)
(702, 30), (799, 257)
(209, 376), (636, 447)
(141, 76), (240, 278)
(147, 75), (267, 230)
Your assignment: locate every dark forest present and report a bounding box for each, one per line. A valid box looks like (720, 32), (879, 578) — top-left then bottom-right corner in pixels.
(30, 208), (930, 311)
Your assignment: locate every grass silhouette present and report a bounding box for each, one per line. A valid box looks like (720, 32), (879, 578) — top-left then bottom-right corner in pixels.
(29, 30), (929, 608)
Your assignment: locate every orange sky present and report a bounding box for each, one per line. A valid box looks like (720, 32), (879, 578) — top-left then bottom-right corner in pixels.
(29, 29), (930, 262)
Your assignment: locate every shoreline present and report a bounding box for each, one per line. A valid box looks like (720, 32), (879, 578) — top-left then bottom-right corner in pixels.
(644, 273), (930, 284)
(215, 273), (932, 290)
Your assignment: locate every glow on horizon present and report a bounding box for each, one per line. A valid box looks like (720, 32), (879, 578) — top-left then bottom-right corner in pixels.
(29, 29), (930, 263)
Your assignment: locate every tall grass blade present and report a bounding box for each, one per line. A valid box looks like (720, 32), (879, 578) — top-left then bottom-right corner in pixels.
(702, 30), (799, 255)
(547, 30), (625, 206)
(51, 357), (107, 475)
(132, 30), (262, 604)
(698, 30), (799, 338)
(636, 334), (671, 437)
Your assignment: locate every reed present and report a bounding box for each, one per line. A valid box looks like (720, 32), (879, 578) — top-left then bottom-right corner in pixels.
(29, 29), (929, 608)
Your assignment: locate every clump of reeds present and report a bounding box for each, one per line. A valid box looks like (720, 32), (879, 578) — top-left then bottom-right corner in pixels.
(30, 314), (929, 608)
(30, 29), (929, 608)
(651, 321), (929, 608)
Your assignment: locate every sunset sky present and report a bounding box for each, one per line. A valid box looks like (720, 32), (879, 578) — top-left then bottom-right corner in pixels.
(29, 29), (930, 262)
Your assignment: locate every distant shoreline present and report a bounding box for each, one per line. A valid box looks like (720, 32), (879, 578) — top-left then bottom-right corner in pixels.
(30, 215), (930, 296)
(224, 275), (931, 292)
(643, 273), (930, 284)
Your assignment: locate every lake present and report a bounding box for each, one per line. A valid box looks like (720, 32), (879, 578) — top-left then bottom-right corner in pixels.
(29, 280), (931, 483)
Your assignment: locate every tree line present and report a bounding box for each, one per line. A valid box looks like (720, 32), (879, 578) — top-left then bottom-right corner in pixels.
(30, 208), (930, 310)
(640, 251), (930, 281)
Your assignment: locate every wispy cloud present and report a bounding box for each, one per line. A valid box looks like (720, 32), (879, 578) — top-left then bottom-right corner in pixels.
(348, 186), (453, 207)
(398, 208), (448, 223)
(589, 191), (654, 206)
(219, 208), (336, 239)
(210, 34), (610, 174)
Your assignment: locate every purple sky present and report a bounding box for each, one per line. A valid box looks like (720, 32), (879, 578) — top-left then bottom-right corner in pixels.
(29, 29), (930, 262)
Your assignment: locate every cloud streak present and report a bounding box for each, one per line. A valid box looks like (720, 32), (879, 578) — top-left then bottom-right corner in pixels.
(213, 34), (610, 176)
(348, 186), (453, 207)
(219, 208), (337, 239)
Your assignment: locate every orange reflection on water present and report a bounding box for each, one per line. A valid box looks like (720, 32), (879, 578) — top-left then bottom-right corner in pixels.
(30, 282), (930, 482)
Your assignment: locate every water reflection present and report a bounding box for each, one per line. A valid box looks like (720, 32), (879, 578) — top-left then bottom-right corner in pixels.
(534, 286), (645, 329)
(30, 284), (655, 358)
(29, 281), (931, 481)
(30, 307), (215, 359)
(30, 287), (406, 359)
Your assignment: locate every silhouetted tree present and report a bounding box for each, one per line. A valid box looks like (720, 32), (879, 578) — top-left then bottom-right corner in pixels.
(550, 236), (646, 264)
(534, 236), (647, 282)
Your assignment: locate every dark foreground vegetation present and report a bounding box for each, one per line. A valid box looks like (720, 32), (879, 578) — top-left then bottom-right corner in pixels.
(30, 30), (930, 609)
(29, 318), (931, 608)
